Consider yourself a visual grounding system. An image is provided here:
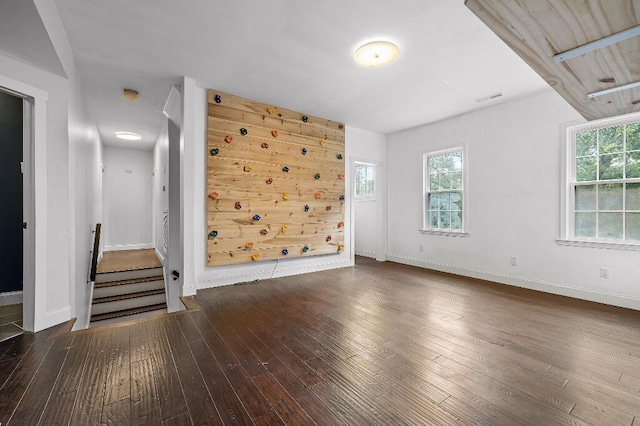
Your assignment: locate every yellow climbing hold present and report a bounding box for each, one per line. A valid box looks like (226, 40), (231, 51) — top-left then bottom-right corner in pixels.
(337, 244), (344, 252)
(252, 253), (260, 261)
(244, 165), (252, 172)
(267, 107), (276, 115)
(282, 192), (289, 200)
(320, 138), (327, 146)
(281, 225), (288, 233)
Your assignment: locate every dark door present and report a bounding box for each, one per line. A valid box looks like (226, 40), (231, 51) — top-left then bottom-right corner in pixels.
(0, 90), (23, 293)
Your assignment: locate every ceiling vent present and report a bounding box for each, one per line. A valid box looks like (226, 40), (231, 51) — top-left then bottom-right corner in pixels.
(475, 92), (503, 103)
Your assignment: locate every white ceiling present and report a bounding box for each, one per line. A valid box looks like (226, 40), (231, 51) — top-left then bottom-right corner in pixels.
(53, 0), (550, 150)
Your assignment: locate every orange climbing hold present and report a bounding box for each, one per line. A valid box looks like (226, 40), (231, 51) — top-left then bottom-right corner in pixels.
(225, 135), (233, 143)
(271, 130), (278, 138)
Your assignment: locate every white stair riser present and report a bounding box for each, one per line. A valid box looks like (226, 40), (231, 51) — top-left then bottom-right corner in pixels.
(91, 293), (167, 316)
(93, 279), (165, 299)
(95, 267), (164, 283)
(90, 308), (168, 328)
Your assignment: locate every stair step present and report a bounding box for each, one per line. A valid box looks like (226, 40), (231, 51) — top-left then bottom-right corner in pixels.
(91, 303), (167, 323)
(93, 289), (165, 304)
(94, 275), (164, 288)
(91, 291), (167, 316)
(95, 267), (164, 284)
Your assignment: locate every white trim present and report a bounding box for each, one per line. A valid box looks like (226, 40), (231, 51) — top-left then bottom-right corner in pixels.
(45, 305), (71, 326)
(388, 254), (640, 311)
(196, 258), (353, 290)
(556, 239), (640, 251)
(354, 248), (376, 258)
(105, 243), (154, 251)
(0, 291), (23, 306)
(154, 247), (166, 265)
(418, 229), (470, 237)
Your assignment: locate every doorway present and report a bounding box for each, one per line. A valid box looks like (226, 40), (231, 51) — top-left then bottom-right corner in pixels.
(0, 89), (24, 305)
(352, 158), (387, 262)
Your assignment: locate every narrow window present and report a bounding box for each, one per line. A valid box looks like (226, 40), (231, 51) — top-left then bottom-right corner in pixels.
(424, 148), (464, 232)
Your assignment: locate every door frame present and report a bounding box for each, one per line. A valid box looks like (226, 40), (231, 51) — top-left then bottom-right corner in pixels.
(0, 74), (49, 332)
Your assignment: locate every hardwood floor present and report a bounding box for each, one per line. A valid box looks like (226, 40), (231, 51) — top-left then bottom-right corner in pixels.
(1, 257), (639, 425)
(97, 249), (162, 274)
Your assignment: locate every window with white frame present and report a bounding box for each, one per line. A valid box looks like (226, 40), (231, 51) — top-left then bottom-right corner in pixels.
(424, 148), (464, 232)
(354, 162), (375, 199)
(566, 114), (640, 244)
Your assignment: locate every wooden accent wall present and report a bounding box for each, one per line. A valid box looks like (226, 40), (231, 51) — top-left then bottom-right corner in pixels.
(206, 90), (346, 267)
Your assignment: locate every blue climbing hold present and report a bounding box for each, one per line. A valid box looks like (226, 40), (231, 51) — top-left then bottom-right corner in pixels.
(282, 249), (289, 255)
(214, 94), (221, 103)
(340, 195), (345, 201)
(304, 205), (310, 212)
(302, 147), (307, 155)
(253, 215), (261, 221)
(282, 166), (289, 173)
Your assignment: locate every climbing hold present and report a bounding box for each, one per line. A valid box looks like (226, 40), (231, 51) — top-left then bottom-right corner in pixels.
(338, 124), (344, 129)
(208, 230), (218, 239)
(261, 142), (269, 149)
(337, 221), (344, 228)
(267, 107), (276, 115)
(282, 249), (289, 255)
(240, 128), (248, 136)
(243, 165), (252, 172)
(282, 166), (289, 173)
(320, 139), (327, 146)
(314, 192), (322, 199)
(281, 225), (288, 233)
(266, 178), (273, 185)
(303, 245), (309, 253)
(282, 193), (289, 200)
(337, 154), (343, 160)
(302, 147), (307, 155)
(314, 173), (321, 180)
(304, 205), (310, 212)
(225, 135), (233, 143)
(253, 214), (261, 221)
(302, 116), (309, 123)
(235, 202), (242, 210)
(252, 253), (260, 261)
(210, 148), (220, 156)
(337, 244), (344, 252)
(214, 94), (221, 103)
(340, 195), (345, 201)
(271, 130), (278, 138)
(260, 228), (269, 235)
(209, 192), (219, 199)
(245, 242), (254, 249)
(326, 206), (332, 211)
(326, 235), (332, 242)
(338, 173), (345, 180)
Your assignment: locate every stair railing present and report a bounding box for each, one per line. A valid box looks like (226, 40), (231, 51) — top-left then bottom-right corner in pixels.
(89, 223), (101, 282)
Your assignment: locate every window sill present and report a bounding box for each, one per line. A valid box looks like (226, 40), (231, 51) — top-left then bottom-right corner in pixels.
(354, 197), (376, 202)
(419, 229), (469, 237)
(556, 239), (640, 252)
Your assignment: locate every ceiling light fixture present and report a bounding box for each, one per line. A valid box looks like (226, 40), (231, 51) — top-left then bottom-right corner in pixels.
(115, 131), (142, 141)
(354, 41), (400, 68)
(123, 88), (140, 101)
(587, 80), (640, 98)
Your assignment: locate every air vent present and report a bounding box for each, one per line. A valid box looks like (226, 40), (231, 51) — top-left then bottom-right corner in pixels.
(475, 92), (503, 103)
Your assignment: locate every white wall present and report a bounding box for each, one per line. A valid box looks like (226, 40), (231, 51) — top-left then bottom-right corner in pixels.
(184, 82), (354, 291)
(387, 89), (640, 310)
(348, 127), (387, 259)
(153, 120), (169, 261)
(103, 146), (153, 250)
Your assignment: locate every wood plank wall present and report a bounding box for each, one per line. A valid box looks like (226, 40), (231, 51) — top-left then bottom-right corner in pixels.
(206, 90), (346, 267)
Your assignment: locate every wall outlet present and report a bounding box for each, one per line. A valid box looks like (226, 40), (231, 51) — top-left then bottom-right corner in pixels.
(510, 256), (518, 267)
(600, 267), (609, 279)
(419, 245), (424, 252)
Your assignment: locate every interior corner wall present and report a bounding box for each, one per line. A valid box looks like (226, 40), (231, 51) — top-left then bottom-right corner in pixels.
(0, 52), (71, 331)
(103, 146), (153, 250)
(387, 89), (640, 310)
(187, 82), (353, 291)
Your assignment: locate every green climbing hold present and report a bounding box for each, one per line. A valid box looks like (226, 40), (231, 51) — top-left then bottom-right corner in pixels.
(314, 173), (321, 180)
(208, 230), (218, 238)
(336, 154), (343, 160)
(303, 245), (309, 253)
(210, 148), (220, 156)
(302, 116), (309, 123)
(240, 128), (248, 136)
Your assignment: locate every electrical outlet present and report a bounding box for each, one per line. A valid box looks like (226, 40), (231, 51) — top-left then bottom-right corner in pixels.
(510, 256), (518, 267)
(600, 267), (609, 279)
(419, 245), (424, 252)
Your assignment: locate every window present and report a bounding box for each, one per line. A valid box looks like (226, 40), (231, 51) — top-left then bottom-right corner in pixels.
(565, 114), (640, 245)
(423, 148), (464, 232)
(354, 162), (375, 199)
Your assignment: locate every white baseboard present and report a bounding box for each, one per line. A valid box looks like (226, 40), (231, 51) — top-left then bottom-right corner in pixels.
(44, 305), (71, 330)
(105, 243), (154, 251)
(196, 257), (354, 290)
(0, 291), (23, 306)
(154, 247), (166, 265)
(183, 283), (197, 297)
(387, 254), (640, 311)
(355, 248), (376, 258)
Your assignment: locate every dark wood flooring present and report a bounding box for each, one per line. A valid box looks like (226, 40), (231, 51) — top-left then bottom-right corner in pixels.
(1, 257), (639, 425)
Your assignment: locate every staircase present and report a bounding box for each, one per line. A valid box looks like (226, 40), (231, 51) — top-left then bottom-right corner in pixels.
(90, 249), (167, 327)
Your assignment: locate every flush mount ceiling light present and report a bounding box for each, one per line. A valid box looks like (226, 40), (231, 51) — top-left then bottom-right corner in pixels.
(354, 41), (400, 68)
(115, 131), (142, 141)
(123, 88), (140, 101)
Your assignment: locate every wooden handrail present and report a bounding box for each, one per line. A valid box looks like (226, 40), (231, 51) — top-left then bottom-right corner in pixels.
(89, 223), (101, 282)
